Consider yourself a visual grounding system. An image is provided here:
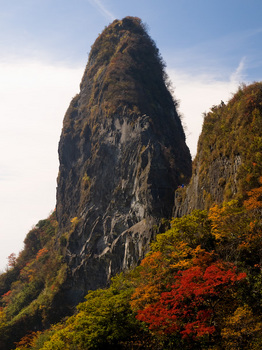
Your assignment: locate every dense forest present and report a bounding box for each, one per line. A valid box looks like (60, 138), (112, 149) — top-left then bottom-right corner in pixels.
(1, 185), (262, 349)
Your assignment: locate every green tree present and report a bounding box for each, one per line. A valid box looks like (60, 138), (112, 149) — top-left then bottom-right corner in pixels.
(40, 274), (144, 350)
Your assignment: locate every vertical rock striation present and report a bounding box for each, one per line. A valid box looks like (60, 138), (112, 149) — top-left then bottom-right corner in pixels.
(56, 17), (191, 302)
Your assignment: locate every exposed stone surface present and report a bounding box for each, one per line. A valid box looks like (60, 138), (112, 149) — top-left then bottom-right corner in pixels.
(56, 17), (191, 302)
(174, 154), (242, 217)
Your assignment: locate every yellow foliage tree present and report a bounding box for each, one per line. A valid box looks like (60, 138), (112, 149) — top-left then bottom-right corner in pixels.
(221, 305), (262, 349)
(208, 200), (246, 241)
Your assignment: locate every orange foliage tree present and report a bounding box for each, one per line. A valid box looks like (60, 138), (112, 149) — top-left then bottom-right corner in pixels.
(244, 176), (262, 211)
(14, 331), (42, 349)
(130, 244), (212, 312)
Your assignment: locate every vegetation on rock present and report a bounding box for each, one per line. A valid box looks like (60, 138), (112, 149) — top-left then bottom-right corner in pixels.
(0, 212), (68, 349)
(175, 82), (262, 217)
(198, 82), (262, 196)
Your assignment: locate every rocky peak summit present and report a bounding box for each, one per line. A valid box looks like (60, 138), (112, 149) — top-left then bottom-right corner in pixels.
(56, 16), (191, 302)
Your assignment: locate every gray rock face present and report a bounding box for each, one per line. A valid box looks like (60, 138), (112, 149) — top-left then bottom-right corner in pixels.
(174, 153), (242, 217)
(56, 17), (191, 302)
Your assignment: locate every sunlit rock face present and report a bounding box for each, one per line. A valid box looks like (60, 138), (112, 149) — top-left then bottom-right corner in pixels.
(56, 16), (191, 303)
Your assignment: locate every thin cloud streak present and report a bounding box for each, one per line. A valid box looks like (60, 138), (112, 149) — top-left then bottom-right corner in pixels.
(230, 57), (246, 83)
(165, 27), (258, 79)
(88, 0), (115, 21)
(168, 58), (246, 158)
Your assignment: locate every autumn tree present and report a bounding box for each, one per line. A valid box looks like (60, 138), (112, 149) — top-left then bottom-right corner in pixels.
(37, 273), (148, 350)
(208, 199), (262, 266)
(131, 244), (213, 312)
(14, 331), (42, 350)
(131, 210), (214, 314)
(152, 210), (213, 252)
(244, 176), (262, 212)
(7, 253), (17, 269)
(221, 305), (262, 349)
(135, 261), (246, 346)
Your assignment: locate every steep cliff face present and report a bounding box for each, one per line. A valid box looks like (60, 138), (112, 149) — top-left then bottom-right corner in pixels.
(56, 17), (191, 301)
(175, 82), (262, 217)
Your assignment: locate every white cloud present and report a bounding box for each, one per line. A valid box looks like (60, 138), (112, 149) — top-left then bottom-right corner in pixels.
(88, 0), (115, 21)
(168, 57), (246, 158)
(230, 57), (246, 83)
(0, 60), (83, 271)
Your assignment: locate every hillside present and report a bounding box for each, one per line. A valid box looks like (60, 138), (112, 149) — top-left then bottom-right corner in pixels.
(175, 82), (262, 216)
(9, 195), (262, 349)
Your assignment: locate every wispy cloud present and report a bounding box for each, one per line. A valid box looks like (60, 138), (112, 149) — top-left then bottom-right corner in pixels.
(230, 57), (246, 83)
(168, 58), (246, 157)
(88, 0), (115, 21)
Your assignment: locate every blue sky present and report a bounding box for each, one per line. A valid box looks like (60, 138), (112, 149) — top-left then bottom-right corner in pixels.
(1, 0), (262, 270)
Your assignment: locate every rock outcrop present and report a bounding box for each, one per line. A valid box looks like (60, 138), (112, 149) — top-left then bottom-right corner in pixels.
(174, 82), (262, 217)
(56, 17), (191, 302)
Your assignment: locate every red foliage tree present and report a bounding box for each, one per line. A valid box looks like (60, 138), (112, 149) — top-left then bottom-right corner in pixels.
(136, 262), (246, 340)
(1, 290), (12, 306)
